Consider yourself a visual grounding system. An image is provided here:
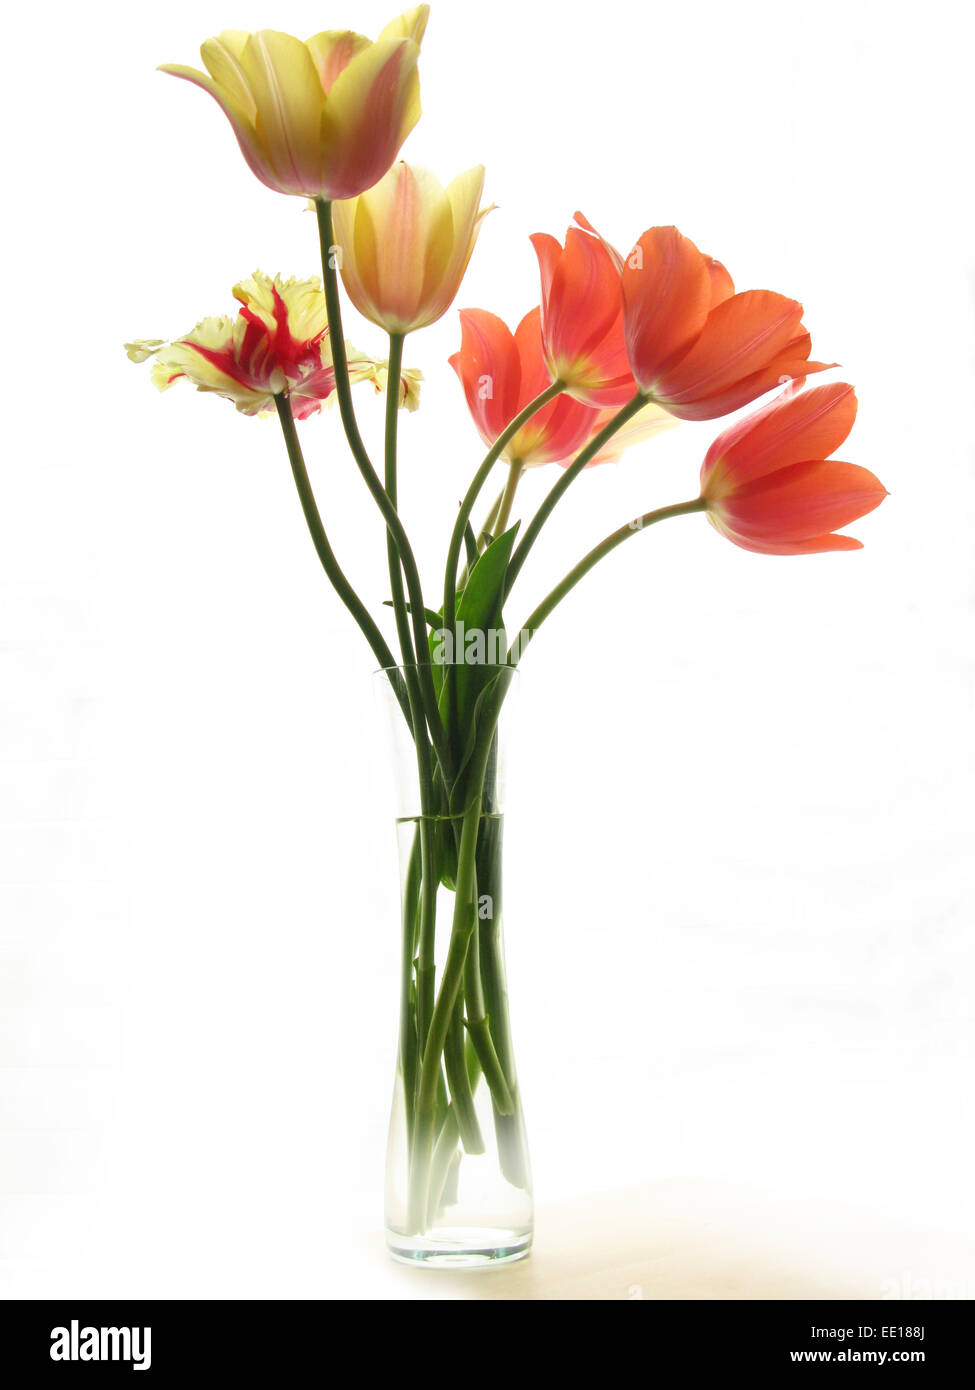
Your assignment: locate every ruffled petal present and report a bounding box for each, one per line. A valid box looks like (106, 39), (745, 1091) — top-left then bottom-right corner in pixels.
(124, 339), (165, 363)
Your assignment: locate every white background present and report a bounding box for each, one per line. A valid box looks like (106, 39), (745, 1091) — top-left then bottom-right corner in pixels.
(0, 0), (973, 1298)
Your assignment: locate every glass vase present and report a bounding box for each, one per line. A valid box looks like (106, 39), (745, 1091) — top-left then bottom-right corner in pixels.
(374, 665), (532, 1268)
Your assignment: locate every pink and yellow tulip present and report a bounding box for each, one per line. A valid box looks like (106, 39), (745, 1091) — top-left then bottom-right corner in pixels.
(331, 162), (492, 334)
(160, 8), (429, 200)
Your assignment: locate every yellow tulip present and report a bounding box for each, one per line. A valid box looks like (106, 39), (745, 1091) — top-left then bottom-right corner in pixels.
(159, 8), (430, 200)
(331, 162), (493, 334)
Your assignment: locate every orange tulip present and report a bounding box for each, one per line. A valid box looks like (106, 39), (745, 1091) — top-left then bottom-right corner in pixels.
(622, 226), (832, 420)
(701, 383), (887, 554)
(159, 9), (429, 200)
(450, 308), (599, 466)
(530, 215), (635, 408)
(450, 307), (675, 468)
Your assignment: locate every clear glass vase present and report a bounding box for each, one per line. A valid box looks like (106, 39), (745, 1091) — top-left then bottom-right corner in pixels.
(374, 665), (532, 1268)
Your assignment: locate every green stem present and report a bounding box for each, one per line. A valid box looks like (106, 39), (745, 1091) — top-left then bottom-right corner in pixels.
(444, 1001), (485, 1154)
(425, 1108), (461, 1227)
(457, 842), (515, 1115)
(476, 490), (504, 549)
(381, 332), (440, 1069)
(273, 395), (408, 720)
(473, 805), (526, 1182)
(399, 824), (422, 1149)
(443, 381), (564, 743)
(407, 670), (514, 1230)
(494, 460), (524, 538)
(514, 497), (707, 659)
(415, 815), (437, 1047)
(315, 198), (448, 775)
(383, 335), (423, 680)
(408, 804), (481, 1230)
(504, 391), (646, 599)
(383, 333), (436, 815)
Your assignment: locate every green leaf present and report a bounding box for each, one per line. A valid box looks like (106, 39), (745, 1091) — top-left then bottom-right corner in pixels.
(448, 666), (506, 814)
(450, 523), (519, 732)
(382, 599), (444, 630)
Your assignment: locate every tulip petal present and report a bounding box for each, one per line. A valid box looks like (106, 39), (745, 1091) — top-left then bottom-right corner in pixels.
(124, 339), (165, 363)
(378, 5), (431, 44)
(305, 30), (372, 92)
(550, 226), (622, 359)
(334, 161), (488, 333)
(200, 31), (257, 117)
(531, 224), (632, 403)
(656, 290), (804, 406)
(707, 256), (735, 308)
(158, 63), (278, 190)
(237, 31), (326, 195)
(704, 382), (858, 492)
(320, 39), (421, 200)
(509, 308), (599, 464)
(378, 164), (443, 328)
(709, 517), (865, 555)
(573, 210), (625, 272)
(153, 313), (276, 411)
(512, 307), (551, 402)
(530, 232), (562, 307)
(450, 308), (523, 448)
(409, 166), (491, 330)
(663, 354), (832, 422)
(621, 226), (713, 391)
(716, 459), (887, 544)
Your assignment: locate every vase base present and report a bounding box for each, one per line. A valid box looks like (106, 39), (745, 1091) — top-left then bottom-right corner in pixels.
(386, 1225), (532, 1269)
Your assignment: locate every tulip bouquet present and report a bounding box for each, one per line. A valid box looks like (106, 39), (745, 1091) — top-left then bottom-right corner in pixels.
(128, 7), (886, 1266)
